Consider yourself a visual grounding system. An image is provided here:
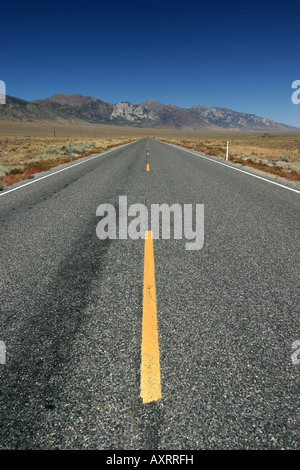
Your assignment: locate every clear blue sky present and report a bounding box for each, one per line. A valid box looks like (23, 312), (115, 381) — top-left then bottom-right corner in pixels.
(1, 0), (300, 126)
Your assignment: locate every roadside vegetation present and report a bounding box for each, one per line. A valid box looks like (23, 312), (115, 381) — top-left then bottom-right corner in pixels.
(0, 136), (137, 187)
(157, 134), (300, 182)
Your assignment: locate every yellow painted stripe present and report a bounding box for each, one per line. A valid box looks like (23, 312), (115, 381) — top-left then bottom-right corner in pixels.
(147, 152), (149, 156)
(140, 231), (162, 404)
(146, 163), (150, 171)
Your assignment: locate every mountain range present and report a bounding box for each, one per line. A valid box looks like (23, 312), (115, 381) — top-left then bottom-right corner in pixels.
(0, 94), (297, 131)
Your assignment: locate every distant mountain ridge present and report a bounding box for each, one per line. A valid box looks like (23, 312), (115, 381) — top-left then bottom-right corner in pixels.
(0, 96), (85, 124)
(0, 94), (298, 131)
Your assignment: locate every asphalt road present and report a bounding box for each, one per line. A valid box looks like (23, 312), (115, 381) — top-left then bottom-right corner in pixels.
(0, 137), (299, 450)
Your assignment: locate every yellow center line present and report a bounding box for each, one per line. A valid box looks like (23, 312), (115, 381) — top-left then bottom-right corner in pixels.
(140, 230), (162, 404)
(146, 163), (150, 171)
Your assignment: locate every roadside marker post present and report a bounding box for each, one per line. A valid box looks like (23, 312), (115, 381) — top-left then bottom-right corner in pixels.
(69, 143), (72, 162)
(226, 141), (229, 161)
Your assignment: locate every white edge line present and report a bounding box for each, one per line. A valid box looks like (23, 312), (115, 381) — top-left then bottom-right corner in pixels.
(160, 140), (300, 195)
(0, 139), (140, 197)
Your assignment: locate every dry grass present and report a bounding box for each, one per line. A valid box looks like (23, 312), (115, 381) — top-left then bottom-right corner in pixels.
(1, 121), (300, 187)
(0, 121), (156, 138)
(0, 135), (138, 186)
(156, 133), (300, 182)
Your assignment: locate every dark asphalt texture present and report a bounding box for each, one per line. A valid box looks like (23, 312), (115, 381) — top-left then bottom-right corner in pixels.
(0, 138), (299, 449)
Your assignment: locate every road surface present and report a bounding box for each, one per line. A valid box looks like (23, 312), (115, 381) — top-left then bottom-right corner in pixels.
(0, 138), (299, 449)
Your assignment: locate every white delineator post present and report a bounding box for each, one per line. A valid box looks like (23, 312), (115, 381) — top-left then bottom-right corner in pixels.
(226, 141), (229, 161)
